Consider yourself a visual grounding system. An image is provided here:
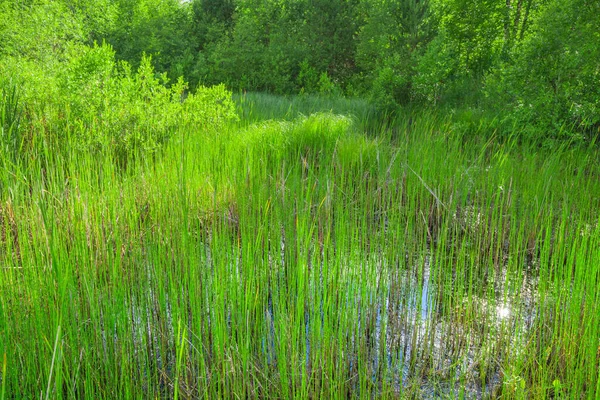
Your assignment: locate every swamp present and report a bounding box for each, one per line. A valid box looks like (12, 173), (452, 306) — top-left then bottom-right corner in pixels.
(1, 0), (599, 398)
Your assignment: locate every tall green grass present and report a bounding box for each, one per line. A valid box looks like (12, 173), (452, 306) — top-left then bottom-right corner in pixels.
(234, 92), (378, 127)
(0, 95), (598, 398)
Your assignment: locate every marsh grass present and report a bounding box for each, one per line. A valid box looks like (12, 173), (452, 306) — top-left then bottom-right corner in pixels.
(0, 94), (599, 398)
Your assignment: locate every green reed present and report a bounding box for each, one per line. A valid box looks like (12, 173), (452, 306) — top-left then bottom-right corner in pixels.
(0, 97), (598, 399)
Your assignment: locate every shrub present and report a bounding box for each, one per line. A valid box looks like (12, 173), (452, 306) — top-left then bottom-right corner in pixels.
(57, 43), (237, 158)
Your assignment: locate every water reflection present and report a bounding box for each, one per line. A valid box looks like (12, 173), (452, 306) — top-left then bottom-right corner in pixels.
(497, 304), (510, 319)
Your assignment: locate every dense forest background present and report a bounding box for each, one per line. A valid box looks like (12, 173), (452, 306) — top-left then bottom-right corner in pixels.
(1, 0), (599, 144)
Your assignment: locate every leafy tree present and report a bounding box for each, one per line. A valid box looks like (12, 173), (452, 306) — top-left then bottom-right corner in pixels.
(194, 0), (235, 25)
(204, 0), (299, 92)
(300, 0), (359, 87)
(356, 0), (434, 108)
(485, 0), (600, 140)
(106, 0), (195, 82)
(61, 0), (120, 42)
(0, 0), (85, 62)
(413, 0), (547, 105)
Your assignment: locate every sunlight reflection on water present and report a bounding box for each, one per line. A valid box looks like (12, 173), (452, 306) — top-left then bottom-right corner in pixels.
(497, 305), (510, 319)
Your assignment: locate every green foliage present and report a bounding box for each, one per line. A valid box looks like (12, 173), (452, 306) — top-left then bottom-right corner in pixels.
(233, 91), (377, 128)
(4, 1), (600, 394)
(64, 49), (188, 155)
(316, 72), (341, 97)
(239, 113), (353, 161)
(0, 37), (237, 164)
(296, 60), (320, 94)
(299, 0), (359, 84)
(370, 65), (411, 113)
(106, 0), (195, 83)
(58, 45), (237, 158)
(4, 0), (600, 147)
(184, 83), (239, 130)
(62, 0), (120, 41)
(412, 0), (549, 107)
(357, 0), (434, 109)
(200, 0), (359, 94)
(0, 0), (86, 62)
(193, 0), (235, 25)
(205, 0), (305, 93)
(413, 33), (457, 104)
(484, 0), (600, 142)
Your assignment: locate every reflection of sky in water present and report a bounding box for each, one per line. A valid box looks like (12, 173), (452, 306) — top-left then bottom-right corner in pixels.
(419, 268), (511, 322)
(421, 271), (429, 319)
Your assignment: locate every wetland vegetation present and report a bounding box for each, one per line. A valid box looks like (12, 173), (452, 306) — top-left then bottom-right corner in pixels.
(1, 0), (599, 398)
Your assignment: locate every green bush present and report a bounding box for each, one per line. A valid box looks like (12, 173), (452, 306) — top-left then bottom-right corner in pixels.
(2, 40), (237, 162)
(369, 64), (412, 115)
(61, 46), (237, 158)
